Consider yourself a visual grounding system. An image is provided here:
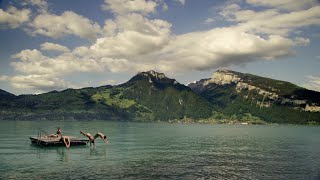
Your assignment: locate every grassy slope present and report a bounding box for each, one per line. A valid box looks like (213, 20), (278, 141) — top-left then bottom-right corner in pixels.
(121, 79), (212, 120)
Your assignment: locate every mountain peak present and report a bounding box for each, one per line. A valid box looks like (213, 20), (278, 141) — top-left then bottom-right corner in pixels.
(138, 70), (167, 80)
(206, 69), (241, 85)
(216, 68), (233, 73)
(121, 70), (188, 91)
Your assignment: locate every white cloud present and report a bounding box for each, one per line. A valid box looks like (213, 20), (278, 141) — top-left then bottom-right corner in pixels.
(144, 28), (297, 72)
(0, 6), (31, 28)
(0, 76), (9, 81)
(102, 0), (158, 15)
(3, 0), (320, 93)
(221, 4), (320, 36)
(7, 48), (132, 91)
(11, 49), (103, 75)
(293, 37), (310, 46)
(95, 13), (171, 58)
(246, 0), (319, 11)
(10, 48), (136, 75)
(219, 3), (241, 20)
(30, 11), (102, 40)
(22, 0), (48, 13)
(103, 19), (118, 36)
(204, 18), (215, 24)
(177, 0), (186, 5)
(305, 76), (320, 92)
(8, 75), (75, 92)
(40, 42), (70, 53)
(12, 49), (46, 62)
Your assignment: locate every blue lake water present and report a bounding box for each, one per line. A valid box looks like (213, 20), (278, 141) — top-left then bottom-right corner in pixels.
(0, 120), (319, 179)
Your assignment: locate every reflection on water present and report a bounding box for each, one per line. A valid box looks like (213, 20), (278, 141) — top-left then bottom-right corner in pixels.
(33, 144), (108, 163)
(0, 121), (320, 179)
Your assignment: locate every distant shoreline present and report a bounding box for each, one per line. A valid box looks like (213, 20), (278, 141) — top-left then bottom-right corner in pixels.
(2, 118), (318, 126)
(167, 119), (320, 126)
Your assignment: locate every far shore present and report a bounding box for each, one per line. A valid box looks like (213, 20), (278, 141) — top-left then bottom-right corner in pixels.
(166, 118), (320, 126)
(0, 118), (319, 126)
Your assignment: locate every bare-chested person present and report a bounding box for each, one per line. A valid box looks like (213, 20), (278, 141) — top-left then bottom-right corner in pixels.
(80, 131), (109, 146)
(46, 127), (62, 138)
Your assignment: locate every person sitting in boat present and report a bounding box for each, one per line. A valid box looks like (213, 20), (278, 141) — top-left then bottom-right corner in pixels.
(56, 127), (61, 136)
(80, 131), (109, 146)
(46, 127), (62, 138)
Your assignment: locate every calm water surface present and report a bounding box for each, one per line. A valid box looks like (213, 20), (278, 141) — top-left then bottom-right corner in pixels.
(0, 121), (319, 179)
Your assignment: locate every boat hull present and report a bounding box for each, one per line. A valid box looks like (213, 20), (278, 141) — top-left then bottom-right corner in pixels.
(30, 137), (89, 146)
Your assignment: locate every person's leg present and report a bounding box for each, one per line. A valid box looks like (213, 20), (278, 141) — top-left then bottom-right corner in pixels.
(80, 131), (86, 136)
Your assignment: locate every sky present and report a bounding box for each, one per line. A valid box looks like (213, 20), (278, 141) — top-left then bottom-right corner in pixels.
(0, 0), (320, 95)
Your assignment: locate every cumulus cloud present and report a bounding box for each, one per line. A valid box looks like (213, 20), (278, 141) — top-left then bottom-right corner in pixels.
(8, 48), (134, 91)
(143, 28), (298, 72)
(305, 76), (320, 92)
(102, 0), (158, 15)
(8, 75), (75, 92)
(3, 0), (320, 93)
(12, 49), (46, 62)
(1, 74), (74, 93)
(11, 47), (141, 77)
(95, 13), (172, 58)
(220, 4), (320, 36)
(11, 49), (108, 75)
(0, 6), (31, 28)
(30, 11), (102, 40)
(40, 42), (70, 53)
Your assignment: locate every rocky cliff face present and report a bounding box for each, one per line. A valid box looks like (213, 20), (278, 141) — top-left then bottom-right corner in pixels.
(203, 69), (241, 85)
(189, 69), (320, 112)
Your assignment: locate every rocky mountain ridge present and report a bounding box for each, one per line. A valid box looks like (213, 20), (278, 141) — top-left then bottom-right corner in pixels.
(189, 69), (320, 112)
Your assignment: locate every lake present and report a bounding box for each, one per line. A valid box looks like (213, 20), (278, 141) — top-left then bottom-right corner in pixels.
(0, 121), (319, 179)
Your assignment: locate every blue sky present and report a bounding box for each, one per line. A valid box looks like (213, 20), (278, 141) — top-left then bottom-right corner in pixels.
(0, 0), (320, 94)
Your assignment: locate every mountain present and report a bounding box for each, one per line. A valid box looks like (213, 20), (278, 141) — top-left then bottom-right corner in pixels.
(0, 89), (16, 101)
(188, 69), (320, 124)
(117, 70), (212, 120)
(0, 70), (212, 121)
(1, 69), (319, 124)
